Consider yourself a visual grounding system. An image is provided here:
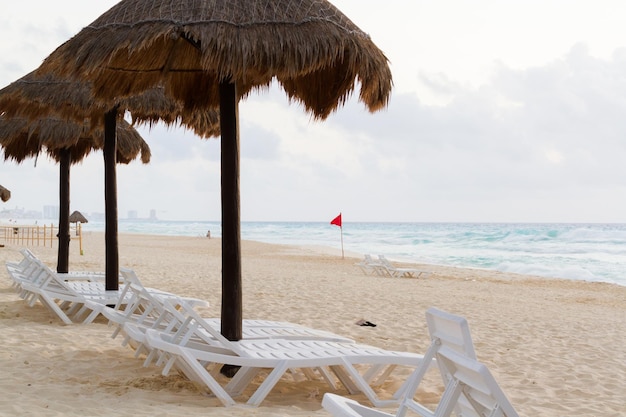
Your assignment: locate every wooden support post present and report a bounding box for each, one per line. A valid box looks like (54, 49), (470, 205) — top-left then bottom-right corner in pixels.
(79, 223), (83, 255)
(104, 107), (119, 291)
(220, 81), (243, 342)
(57, 148), (71, 273)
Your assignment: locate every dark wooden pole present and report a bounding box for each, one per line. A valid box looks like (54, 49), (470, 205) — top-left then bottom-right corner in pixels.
(56, 148), (71, 273)
(219, 81), (242, 341)
(104, 107), (119, 291)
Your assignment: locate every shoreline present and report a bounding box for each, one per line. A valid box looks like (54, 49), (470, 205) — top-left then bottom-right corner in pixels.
(5, 227), (626, 289)
(1, 232), (625, 415)
(2, 221), (625, 286)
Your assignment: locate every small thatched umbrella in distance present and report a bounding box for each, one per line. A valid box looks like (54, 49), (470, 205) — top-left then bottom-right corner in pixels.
(0, 184), (10, 202)
(36, 0), (392, 341)
(69, 210), (88, 236)
(69, 210), (88, 224)
(0, 70), (219, 286)
(0, 114), (150, 272)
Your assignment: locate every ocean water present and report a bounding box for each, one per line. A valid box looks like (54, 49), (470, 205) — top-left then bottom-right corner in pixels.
(78, 220), (626, 287)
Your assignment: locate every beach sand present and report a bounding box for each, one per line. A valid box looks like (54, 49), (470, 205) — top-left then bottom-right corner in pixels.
(0, 231), (624, 416)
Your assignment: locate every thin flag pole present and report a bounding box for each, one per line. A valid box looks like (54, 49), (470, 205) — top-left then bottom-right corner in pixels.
(340, 225), (344, 259)
(330, 213), (344, 259)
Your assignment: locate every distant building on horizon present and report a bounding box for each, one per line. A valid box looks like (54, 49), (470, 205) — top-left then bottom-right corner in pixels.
(43, 205), (59, 219)
(0, 207), (42, 220)
(89, 212), (105, 222)
(123, 209), (158, 221)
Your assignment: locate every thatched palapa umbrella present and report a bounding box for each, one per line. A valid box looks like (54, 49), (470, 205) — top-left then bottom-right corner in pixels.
(0, 70), (219, 284)
(0, 184), (10, 202)
(0, 114), (150, 272)
(37, 0), (392, 341)
(69, 210), (88, 224)
(69, 210), (88, 236)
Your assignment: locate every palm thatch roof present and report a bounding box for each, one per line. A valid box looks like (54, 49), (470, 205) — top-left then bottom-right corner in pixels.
(0, 114), (151, 165)
(0, 71), (220, 138)
(0, 184), (10, 202)
(69, 210), (88, 223)
(36, 0), (392, 119)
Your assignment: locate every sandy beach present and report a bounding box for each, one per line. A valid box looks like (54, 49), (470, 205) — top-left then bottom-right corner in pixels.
(0, 231), (624, 416)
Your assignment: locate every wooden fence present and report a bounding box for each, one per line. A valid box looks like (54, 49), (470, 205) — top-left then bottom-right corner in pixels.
(1, 224), (56, 247)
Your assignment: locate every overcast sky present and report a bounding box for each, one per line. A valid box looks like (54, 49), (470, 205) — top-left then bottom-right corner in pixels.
(2, 1), (626, 222)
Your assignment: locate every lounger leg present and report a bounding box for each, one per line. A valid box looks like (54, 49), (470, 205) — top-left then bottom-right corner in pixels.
(313, 366), (339, 390)
(302, 366), (337, 390)
(329, 365), (360, 394)
(61, 300), (75, 311)
(132, 342), (150, 359)
(80, 306), (103, 324)
(337, 360), (398, 408)
(362, 364), (386, 384)
(161, 355), (180, 375)
(38, 294), (74, 324)
(225, 366), (260, 396)
(246, 362), (290, 406)
(27, 293), (40, 307)
(72, 304), (90, 322)
(393, 345), (438, 401)
(179, 350), (237, 406)
(370, 364), (397, 387)
(111, 324), (123, 339)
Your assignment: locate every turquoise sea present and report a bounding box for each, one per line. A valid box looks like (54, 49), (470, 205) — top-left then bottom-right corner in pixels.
(81, 221), (626, 287)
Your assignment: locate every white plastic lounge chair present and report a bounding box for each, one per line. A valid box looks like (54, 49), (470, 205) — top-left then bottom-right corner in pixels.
(7, 261), (48, 301)
(100, 269), (358, 392)
(95, 270), (199, 358)
(7, 254), (103, 317)
(143, 327), (424, 407)
(355, 255), (387, 276)
(71, 267), (210, 326)
(322, 346), (519, 417)
(323, 307), (488, 417)
(6, 250), (123, 305)
(5, 248), (44, 294)
(18, 260), (173, 324)
(141, 299), (426, 407)
(378, 255), (429, 278)
(5, 248), (37, 278)
(21, 277), (129, 325)
(99, 268), (352, 363)
(156, 299), (359, 387)
(390, 307), (477, 405)
(6, 249), (110, 288)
